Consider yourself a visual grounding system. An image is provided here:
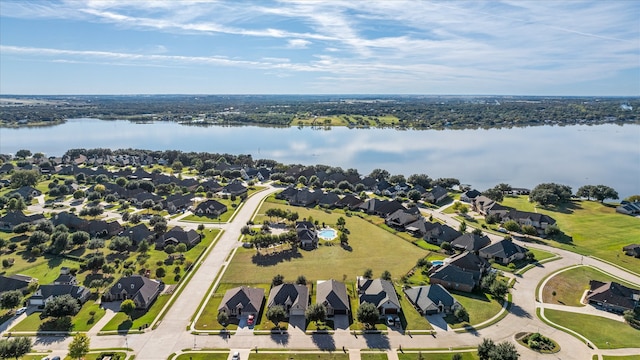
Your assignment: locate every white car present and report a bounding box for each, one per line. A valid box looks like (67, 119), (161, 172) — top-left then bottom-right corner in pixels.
(386, 315), (394, 327)
(15, 307), (27, 315)
(232, 352), (240, 360)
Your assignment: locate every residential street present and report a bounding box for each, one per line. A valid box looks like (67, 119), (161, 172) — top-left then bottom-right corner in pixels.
(4, 187), (640, 360)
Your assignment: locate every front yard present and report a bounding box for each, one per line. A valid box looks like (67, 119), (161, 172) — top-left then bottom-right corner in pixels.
(101, 293), (171, 332)
(9, 299), (106, 332)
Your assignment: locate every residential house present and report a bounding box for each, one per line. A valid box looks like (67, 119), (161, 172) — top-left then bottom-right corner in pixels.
(0, 210), (45, 231)
(29, 283), (91, 307)
(193, 199), (228, 217)
(385, 209), (421, 231)
(318, 192), (341, 208)
(104, 275), (163, 309)
(451, 233), (491, 252)
(616, 201), (640, 215)
(428, 264), (476, 293)
(9, 186), (42, 200)
(423, 222), (462, 245)
(218, 286), (265, 318)
(120, 223), (156, 246)
(357, 277), (401, 315)
(0, 274), (35, 294)
(267, 283), (309, 316)
(404, 284), (461, 315)
(316, 279), (350, 316)
(586, 280), (640, 314)
(163, 193), (193, 213)
(289, 188), (322, 207)
(221, 181), (248, 197)
(53, 267), (77, 285)
(156, 226), (201, 250)
(336, 194), (363, 210)
(423, 186), (448, 204)
(296, 221), (318, 249)
(479, 239), (529, 265)
(358, 199), (405, 217)
(460, 189), (482, 203)
(501, 209), (556, 231)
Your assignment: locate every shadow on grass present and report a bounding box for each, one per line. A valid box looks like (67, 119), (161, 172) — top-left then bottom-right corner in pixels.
(251, 248), (302, 266)
(540, 200), (582, 215)
(311, 332), (336, 351)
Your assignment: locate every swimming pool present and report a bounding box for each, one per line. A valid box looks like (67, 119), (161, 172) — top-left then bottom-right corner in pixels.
(431, 260), (444, 267)
(318, 228), (338, 240)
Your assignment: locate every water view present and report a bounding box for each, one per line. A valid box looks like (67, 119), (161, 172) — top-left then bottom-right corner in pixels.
(2, 118), (638, 199)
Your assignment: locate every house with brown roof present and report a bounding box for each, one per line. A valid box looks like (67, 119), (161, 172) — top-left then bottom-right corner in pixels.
(104, 275), (162, 309)
(267, 283), (309, 316)
(586, 280), (639, 314)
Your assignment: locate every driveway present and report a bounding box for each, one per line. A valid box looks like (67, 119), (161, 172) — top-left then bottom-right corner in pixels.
(426, 314), (450, 331)
(288, 315), (306, 333)
(332, 315), (349, 330)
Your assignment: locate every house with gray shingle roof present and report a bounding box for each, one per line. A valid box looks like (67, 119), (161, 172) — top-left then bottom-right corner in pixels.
(0, 274), (35, 294)
(586, 280), (640, 314)
(357, 278), (401, 315)
(451, 233), (491, 252)
(0, 210), (46, 231)
(218, 286), (265, 318)
(479, 239), (528, 265)
(316, 279), (350, 316)
(193, 199), (227, 217)
(29, 284), (91, 307)
(428, 264), (476, 293)
(104, 275), (162, 309)
(267, 283), (309, 316)
(404, 284), (461, 315)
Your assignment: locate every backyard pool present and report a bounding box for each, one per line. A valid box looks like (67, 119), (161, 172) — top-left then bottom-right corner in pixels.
(318, 228), (338, 240)
(431, 260), (444, 267)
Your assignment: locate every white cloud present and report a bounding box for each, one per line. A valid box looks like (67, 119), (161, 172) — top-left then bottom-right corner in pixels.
(287, 39), (311, 49)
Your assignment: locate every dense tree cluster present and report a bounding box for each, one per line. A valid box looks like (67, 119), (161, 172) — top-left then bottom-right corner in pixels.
(529, 183), (572, 206)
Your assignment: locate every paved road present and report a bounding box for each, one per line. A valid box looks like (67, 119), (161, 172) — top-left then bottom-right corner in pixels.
(10, 191), (640, 359)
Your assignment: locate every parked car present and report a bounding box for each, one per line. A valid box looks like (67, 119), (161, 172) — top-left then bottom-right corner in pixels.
(386, 315), (394, 327)
(247, 314), (255, 326)
(232, 352), (240, 360)
(15, 307), (27, 315)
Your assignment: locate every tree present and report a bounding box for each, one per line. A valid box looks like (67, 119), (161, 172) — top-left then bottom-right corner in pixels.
(109, 236), (132, 253)
(272, 274), (285, 286)
(0, 290), (22, 310)
(458, 221), (466, 233)
(10, 170), (40, 188)
(156, 267), (166, 278)
(502, 220), (520, 232)
(68, 333), (90, 360)
(141, 199), (155, 214)
(164, 244), (176, 255)
(87, 238), (105, 252)
(12, 223), (31, 234)
(454, 307), (469, 322)
(28, 230), (49, 247)
(305, 303), (327, 326)
(369, 168), (390, 181)
(440, 241), (452, 252)
(356, 302), (380, 329)
(489, 280), (509, 300)
(0, 337), (31, 360)
(530, 183), (572, 206)
(176, 243), (188, 254)
(295, 275), (307, 285)
(490, 341), (520, 360)
(576, 185), (596, 200)
(15, 149), (32, 158)
(363, 268), (373, 279)
(266, 305), (287, 328)
(407, 189), (421, 202)
(86, 254), (106, 272)
(478, 338), (495, 360)
(381, 270), (392, 281)
(483, 187), (504, 202)
(451, 354), (462, 360)
(70, 231), (90, 246)
(408, 173), (432, 188)
(120, 299), (136, 319)
(44, 294), (80, 317)
(336, 216), (346, 230)
(217, 311), (229, 326)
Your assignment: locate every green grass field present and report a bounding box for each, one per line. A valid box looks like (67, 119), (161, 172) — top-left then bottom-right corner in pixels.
(602, 356), (640, 360)
(398, 352), (478, 360)
(500, 197), (640, 273)
(224, 204), (428, 284)
(174, 352), (229, 360)
(360, 353), (388, 360)
(395, 285), (433, 331)
(544, 309), (640, 348)
(10, 300), (105, 332)
(542, 265), (640, 306)
(248, 353), (349, 360)
(446, 292), (503, 329)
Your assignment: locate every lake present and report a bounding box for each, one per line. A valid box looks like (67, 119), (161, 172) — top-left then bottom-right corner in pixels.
(1, 119), (638, 199)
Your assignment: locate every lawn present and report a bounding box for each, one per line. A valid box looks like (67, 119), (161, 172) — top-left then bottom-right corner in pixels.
(445, 291), (503, 329)
(500, 197), (640, 273)
(542, 266), (640, 306)
(248, 353), (349, 360)
(9, 300), (105, 332)
(544, 309), (640, 348)
(602, 356), (640, 360)
(398, 352), (478, 360)
(225, 203), (428, 284)
(101, 293), (171, 332)
(360, 353), (388, 360)
(194, 283), (270, 330)
(174, 353), (229, 360)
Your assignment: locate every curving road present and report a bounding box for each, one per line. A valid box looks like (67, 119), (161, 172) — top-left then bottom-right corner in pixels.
(7, 187), (640, 359)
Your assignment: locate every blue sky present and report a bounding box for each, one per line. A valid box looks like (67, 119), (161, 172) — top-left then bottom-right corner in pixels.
(1, 0), (638, 95)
